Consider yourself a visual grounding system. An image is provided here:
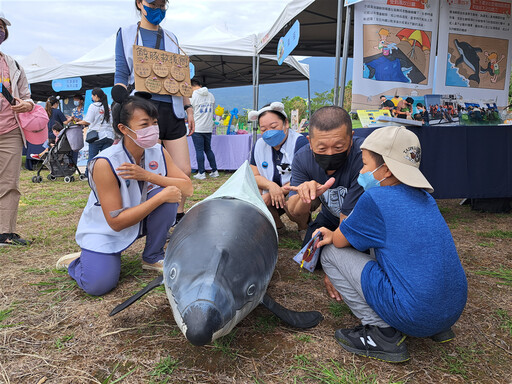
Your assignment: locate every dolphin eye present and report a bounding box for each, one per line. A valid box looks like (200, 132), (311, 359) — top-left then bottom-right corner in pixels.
(247, 284), (256, 296)
(169, 267), (177, 280)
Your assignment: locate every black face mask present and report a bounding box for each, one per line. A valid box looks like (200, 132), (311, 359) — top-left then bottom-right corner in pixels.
(313, 150), (348, 171)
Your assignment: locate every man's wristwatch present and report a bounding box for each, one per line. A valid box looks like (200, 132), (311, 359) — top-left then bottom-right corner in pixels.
(184, 104), (193, 111)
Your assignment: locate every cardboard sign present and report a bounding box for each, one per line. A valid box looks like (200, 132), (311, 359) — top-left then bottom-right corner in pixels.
(133, 45), (192, 97)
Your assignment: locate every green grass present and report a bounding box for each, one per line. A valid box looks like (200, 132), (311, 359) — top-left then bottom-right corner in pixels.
(101, 362), (137, 384)
(300, 270), (320, 280)
(440, 345), (482, 379)
(0, 306), (15, 328)
(474, 267), (512, 286)
(55, 333), (74, 349)
(328, 301), (351, 318)
(295, 334), (313, 343)
(291, 354), (380, 383)
(477, 230), (512, 239)
(495, 309), (512, 337)
(478, 241), (495, 247)
(279, 237), (303, 250)
(253, 314), (280, 333)
(119, 253), (144, 281)
(212, 330), (238, 358)
(149, 356), (179, 384)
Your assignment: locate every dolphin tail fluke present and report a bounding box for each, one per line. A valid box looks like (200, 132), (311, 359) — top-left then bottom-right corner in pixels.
(261, 294), (323, 329)
(480, 62), (494, 76)
(109, 275), (164, 316)
(468, 73), (481, 84)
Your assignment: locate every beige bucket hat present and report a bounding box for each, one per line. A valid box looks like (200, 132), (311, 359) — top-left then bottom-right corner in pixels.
(360, 126), (434, 193)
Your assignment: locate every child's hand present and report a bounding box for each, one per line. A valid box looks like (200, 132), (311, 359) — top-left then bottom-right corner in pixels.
(313, 227), (334, 247)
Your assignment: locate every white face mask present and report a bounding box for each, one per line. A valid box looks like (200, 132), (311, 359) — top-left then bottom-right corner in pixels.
(125, 124), (160, 149)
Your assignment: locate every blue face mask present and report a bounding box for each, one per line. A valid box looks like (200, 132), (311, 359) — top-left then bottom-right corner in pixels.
(357, 164), (386, 191)
(143, 5), (166, 25)
(262, 129), (286, 147)
(74, 100), (80, 107)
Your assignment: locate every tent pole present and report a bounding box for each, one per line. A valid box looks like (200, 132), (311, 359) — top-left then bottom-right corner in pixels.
(255, 54), (260, 110)
(334, 0), (343, 106)
(339, 4), (352, 108)
(307, 79), (311, 121)
(252, 54), (260, 148)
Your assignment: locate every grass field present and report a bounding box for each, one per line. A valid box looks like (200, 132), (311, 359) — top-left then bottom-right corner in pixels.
(0, 168), (511, 383)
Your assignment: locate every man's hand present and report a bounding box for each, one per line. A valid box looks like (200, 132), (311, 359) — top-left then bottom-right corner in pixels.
(116, 162), (151, 181)
(324, 274), (343, 302)
(11, 98), (33, 113)
(285, 177), (335, 204)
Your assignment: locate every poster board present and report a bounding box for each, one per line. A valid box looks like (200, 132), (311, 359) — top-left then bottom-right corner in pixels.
(352, 0), (439, 111)
(357, 109), (392, 128)
(133, 45), (192, 97)
(434, 0), (512, 107)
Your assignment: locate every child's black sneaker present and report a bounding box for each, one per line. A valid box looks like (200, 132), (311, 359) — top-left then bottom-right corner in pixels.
(334, 324), (410, 363)
(0, 233), (30, 246)
(430, 328), (455, 343)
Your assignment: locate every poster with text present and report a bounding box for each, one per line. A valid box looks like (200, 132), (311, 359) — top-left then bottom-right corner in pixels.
(435, 0), (511, 107)
(352, 0), (439, 111)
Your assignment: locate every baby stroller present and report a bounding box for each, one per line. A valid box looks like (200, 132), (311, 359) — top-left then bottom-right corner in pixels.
(31, 124), (86, 183)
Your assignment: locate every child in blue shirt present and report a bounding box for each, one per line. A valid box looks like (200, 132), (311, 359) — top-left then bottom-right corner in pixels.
(315, 126), (467, 363)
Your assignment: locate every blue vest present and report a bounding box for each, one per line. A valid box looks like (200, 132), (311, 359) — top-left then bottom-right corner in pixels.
(120, 24), (185, 119)
(76, 141), (167, 253)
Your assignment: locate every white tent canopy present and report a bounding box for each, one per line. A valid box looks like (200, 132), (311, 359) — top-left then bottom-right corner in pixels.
(18, 46), (60, 70)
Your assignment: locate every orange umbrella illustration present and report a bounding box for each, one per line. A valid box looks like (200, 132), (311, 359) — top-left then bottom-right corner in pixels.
(396, 28), (431, 59)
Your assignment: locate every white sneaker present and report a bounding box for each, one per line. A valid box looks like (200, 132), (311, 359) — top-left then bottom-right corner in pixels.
(193, 172), (206, 180)
(142, 259), (164, 273)
(56, 252), (81, 270)
(209, 170), (219, 178)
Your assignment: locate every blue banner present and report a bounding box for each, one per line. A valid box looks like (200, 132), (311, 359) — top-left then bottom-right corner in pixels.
(277, 20), (300, 65)
(52, 77), (82, 92)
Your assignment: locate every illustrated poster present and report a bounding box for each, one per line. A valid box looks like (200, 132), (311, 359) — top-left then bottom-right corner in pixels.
(133, 45), (192, 98)
(435, 0), (512, 107)
(352, 0), (439, 111)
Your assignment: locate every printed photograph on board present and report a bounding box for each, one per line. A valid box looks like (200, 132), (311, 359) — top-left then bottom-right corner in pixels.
(363, 24), (432, 85)
(446, 33), (509, 90)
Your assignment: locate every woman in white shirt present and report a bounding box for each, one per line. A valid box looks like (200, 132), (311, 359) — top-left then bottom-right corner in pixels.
(77, 88), (115, 177)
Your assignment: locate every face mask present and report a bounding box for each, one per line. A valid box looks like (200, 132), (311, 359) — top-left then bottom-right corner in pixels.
(74, 100), (80, 107)
(126, 124), (160, 149)
(262, 129), (286, 147)
(357, 164), (386, 191)
(143, 5), (166, 25)
(0, 30), (5, 45)
(313, 150), (348, 171)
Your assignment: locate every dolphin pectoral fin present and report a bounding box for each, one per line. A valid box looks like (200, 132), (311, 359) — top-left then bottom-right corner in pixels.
(261, 294), (323, 329)
(109, 275), (164, 316)
(454, 55), (464, 67)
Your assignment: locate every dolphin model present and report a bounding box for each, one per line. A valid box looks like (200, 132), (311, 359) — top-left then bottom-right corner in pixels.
(453, 39), (482, 84)
(110, 162), (323, 346)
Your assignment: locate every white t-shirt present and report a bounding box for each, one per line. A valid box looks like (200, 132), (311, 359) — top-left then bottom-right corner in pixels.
(84, 102), (115, 140)
(191, 87), (215, 133)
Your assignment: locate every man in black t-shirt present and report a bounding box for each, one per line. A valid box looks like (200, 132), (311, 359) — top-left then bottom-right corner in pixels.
(287, 106), (364, 300)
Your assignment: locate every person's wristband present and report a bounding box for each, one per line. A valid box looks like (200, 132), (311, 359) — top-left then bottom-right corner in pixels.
(184, 104), (193, 111)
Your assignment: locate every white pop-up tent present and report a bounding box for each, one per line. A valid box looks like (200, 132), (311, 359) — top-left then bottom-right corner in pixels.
(24, 29), (309, 102)
(18, 46), (61, 70)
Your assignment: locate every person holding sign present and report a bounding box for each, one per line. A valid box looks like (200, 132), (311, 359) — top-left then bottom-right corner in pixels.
(113, 0), (194, 225)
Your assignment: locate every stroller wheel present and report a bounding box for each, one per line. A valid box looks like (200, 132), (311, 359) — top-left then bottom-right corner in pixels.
(32, 176), (40, 183)
(48, 174), (56, 181)
(37, 175), (43, 183)
(64, 176), (72, 183)
(70, 176), (75, 182)
(79, 174), (87, 181)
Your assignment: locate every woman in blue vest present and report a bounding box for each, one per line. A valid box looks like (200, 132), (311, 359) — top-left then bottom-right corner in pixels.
(248, 102), (310, 236)
(113, 0), (194, 225)
(56, 94), (193, 296)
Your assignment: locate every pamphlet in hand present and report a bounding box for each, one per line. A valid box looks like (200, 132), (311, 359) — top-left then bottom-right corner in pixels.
(293, 232), (322, 272)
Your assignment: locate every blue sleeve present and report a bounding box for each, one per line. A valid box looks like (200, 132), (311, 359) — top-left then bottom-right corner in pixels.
(293, 134), (308, 154)
(115, 29), (130, 85)
(339, 192), (386, 251)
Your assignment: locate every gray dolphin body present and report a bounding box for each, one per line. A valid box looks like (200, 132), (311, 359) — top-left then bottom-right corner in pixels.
(110, 162), (322, 346)
(454, 39), (482, 83)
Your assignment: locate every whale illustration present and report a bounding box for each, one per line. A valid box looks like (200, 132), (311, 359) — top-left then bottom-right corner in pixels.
(110, 162), (323, 346)
(454, 39), (482, 84)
